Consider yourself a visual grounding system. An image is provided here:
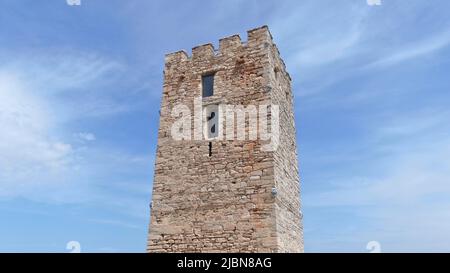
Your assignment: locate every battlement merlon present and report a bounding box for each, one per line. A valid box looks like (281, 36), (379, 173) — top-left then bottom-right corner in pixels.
(164, 50), (189, 65)
(192, 43), (215, 59)
(164, 26), (275, 64)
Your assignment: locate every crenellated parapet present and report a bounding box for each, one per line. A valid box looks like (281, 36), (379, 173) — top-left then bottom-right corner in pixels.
(164, 26), (276, 65)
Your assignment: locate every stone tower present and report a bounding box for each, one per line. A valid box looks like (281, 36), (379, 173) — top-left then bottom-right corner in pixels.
(147, 26), (303, 253)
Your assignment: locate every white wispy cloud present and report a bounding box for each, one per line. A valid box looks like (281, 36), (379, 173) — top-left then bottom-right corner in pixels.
(365, 31), (450, 69)
(292, 30), (361, 67)
(4, 50), (124, 94)
(269, 2), (450, 98)
(304, 108), (450, 251)
(271, 1), (367, 68)
(0, 71), (74, 198)
(75, 132), (96, 142)
(0, 50), (151, 218)
(88, 218), (141, 230)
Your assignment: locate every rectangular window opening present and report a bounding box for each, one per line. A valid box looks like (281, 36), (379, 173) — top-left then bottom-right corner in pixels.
(202, 74), (215, 98)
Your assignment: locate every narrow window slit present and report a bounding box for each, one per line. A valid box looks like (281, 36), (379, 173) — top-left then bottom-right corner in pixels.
(202, 74), (215, 98)
(208, 142), (212, 157)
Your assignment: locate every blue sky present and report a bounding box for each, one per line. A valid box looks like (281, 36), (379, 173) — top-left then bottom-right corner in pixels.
(0, 0), (449, 252)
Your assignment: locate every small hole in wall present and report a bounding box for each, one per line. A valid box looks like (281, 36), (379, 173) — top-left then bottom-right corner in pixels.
(274, 67), (280, 79)
(208, 142), (212, 157)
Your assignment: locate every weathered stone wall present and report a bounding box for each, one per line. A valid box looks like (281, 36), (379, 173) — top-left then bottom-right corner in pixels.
(147, 26), (302, 253)
(268, 39), (303, 253)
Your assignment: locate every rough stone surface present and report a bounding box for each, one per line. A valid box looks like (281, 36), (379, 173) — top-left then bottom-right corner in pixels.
(147, 26), (303, 253)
